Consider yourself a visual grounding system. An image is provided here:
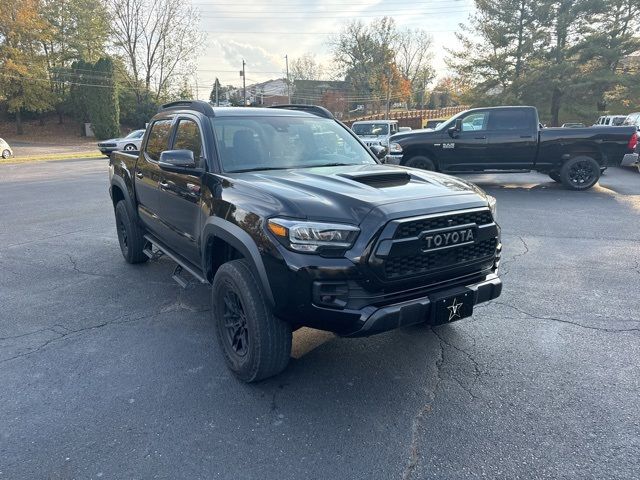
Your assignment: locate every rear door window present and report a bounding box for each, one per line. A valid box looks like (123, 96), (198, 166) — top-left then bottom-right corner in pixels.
(145, 119), (173, 161)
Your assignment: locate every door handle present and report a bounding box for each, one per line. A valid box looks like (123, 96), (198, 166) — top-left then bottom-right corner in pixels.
(135, 172), (143, 179)
(474, 136), (487, 140)
(158, 181), (170, 189)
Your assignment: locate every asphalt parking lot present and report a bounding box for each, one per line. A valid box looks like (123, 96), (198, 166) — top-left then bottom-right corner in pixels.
(1, 159), (639, 479)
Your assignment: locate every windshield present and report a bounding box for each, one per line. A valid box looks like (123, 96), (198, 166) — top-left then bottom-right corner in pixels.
(125, 130), (143, 139)
(212, 116), (377, 173)
(352, 123), (389, 136)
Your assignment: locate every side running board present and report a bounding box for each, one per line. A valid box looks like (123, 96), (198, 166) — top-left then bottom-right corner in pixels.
(143, 233), (208, 287)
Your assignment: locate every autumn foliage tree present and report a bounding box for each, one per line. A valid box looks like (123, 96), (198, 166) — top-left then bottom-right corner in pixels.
(0, 0), (54, 134)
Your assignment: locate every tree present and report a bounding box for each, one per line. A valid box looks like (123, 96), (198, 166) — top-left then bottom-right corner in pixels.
(289, 54), (323, 82)
(0, 0), (54, 134)
(447, 0), (546, 105)
(69, 58), (119, 139)
(447, 0), (640, 125)
(40, 0), (110, 122)
(209, 78), (221, 105)
(395, 28), (435, 107)
(108, 0), (205, 102)
(330, 17), (435, 111)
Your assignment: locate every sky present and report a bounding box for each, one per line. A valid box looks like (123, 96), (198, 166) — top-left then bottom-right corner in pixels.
(192, 0), (475, 99)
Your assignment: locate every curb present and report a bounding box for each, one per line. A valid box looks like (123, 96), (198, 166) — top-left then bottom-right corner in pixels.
(1, 152), (105, 164)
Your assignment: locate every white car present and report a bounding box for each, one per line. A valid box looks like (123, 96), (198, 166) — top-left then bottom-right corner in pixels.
(0, 138), (13, 159)
(97, 129), (145, 156)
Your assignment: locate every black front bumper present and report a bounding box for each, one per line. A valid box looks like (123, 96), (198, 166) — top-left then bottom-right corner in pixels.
(344, 274), (501, 337)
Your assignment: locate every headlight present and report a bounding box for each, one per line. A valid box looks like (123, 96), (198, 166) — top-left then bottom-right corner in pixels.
(487, 195), (497, 219)
(389, 142), (403, 154)
(267, 218), (360, 253)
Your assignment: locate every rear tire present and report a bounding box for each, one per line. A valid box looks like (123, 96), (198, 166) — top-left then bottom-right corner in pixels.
(560, 156), (600, 190)
(114, 200), (149, 263)
(1, 149), (10, 159)
(212, 259), (292, 382)
(405, 155), (435, 171)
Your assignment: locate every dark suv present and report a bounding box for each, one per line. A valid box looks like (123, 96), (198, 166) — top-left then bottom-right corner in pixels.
(109, 101), (502, 382)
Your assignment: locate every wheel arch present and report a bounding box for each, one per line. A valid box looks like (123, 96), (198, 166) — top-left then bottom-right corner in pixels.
(202, 218), (275, 306)
(400, 145), (439, 168)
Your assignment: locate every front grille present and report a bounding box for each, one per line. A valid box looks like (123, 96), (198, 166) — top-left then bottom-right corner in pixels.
(394, 210), (493, 239)
(99, 143), (117, 147)
(383, 238), (497, 280)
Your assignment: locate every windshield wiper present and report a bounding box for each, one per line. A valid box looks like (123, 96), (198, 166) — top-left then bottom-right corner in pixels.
(303, 163), (357, 168)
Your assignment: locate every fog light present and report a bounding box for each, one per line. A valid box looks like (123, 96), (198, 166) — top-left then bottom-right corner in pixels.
(312, 281), (349, 309)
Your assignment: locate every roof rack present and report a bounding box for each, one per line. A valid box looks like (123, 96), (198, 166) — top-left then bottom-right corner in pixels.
(159, 100), (215, 116)
(268, 104), (334, 119)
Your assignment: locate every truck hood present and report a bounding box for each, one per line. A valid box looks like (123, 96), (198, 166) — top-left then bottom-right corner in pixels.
(223, 164), (489, 225)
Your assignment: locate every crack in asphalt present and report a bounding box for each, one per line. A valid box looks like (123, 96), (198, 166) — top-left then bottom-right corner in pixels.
(66, 253), (118, 279)
(0, 297), (210, 365)
(493, 301), (640, 333)
(501, 235), (530, 277)
(402, 328), (444, 480)
(0, 228), (94, 251)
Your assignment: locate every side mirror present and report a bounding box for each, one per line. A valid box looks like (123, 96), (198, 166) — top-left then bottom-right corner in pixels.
(158, 149), (201, 174)
(448, 118), (463, 137)
(370, 144), (388, 160)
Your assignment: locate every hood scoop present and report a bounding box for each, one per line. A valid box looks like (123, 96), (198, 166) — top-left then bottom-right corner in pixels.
(338, 169), (412, 188)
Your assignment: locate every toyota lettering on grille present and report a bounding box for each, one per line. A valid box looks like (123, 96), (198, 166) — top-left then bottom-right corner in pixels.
(421, 227), (475, 252)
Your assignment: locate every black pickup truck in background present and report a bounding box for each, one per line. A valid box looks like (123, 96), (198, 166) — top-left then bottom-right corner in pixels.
(385, 106), (639, 190)
(109, 101), (502, 382)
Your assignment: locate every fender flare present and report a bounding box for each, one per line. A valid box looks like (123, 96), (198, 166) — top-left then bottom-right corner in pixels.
(201, 217), (275, 306)
(110, 175), (137, 217)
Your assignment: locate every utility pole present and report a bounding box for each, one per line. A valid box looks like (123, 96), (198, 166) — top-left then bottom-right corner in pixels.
(214, 77), (220, 106)
(285, 54), (291, 103)
(240, 59), (246, 106)
(385, 65), (391, 120)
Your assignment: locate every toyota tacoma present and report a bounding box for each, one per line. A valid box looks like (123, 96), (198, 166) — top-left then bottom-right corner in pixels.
(109, 101), (502, 382)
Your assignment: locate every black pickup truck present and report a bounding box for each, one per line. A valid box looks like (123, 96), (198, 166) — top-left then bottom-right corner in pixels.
(109, 101), (502, 382)
(386, 106), (639, 190)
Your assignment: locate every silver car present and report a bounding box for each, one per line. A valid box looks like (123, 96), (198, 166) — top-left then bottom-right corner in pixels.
(0, 138), (13, 159)
(97, 129), (145, 156)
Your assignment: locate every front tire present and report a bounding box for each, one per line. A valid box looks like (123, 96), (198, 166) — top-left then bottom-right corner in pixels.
(1, 149), (10, 159)
(560, 156), (600, 190)
(114, 200), (149, 263)
(212, 259), (292, 382)
(405, 155), (435, 171)
(124, 144), (136, 151)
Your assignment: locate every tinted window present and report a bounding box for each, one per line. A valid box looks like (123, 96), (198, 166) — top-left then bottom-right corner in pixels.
(461, 112), (488, 131)
(212, 116), (375, 172)
(145, 120), (172, 161)
(352, 123), (389, 136)
(487, 110), (534, 130)
(173, 120), (202, 160)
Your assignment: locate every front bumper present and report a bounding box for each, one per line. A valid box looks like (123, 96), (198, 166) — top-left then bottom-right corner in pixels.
(621, 153), (639, 167)
(344, 274), (502, 337)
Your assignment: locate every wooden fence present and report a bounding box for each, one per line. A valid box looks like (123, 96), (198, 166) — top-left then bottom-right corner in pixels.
(344, 106), (468, 129)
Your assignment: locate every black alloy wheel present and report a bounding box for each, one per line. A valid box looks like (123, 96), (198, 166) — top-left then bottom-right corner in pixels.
(560, 156), (600, 191)
(212, 259), (292, 382)
(221, 286), (249, 357)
